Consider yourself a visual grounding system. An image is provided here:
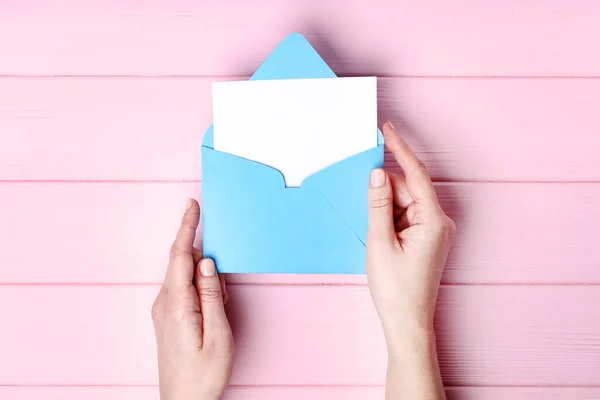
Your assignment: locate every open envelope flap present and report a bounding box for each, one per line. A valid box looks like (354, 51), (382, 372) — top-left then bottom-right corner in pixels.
(203, 33), (336, 149)
(202, 33), (383, 149)
(202, 146), (368, 273)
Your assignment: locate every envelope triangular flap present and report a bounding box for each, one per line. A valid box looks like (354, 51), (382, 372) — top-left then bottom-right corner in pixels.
(301, 144), (383, 245)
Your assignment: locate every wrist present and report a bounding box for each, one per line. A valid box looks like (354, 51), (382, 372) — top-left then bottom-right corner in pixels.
(198, 389), (222, 400)
(160, 387), (222, 400)
(384, 318), (436, 360)
(384, 325), (446, 400)
(163, 393), (220, 400)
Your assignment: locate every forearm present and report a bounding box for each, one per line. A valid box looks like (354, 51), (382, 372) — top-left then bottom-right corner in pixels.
(384, 325), (446, 400)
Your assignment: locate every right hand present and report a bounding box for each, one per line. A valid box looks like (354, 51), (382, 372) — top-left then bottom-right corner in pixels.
(366, 122), (454, 399)
(366, 121), (455, 340)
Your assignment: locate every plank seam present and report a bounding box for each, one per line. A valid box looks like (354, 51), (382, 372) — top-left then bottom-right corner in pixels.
(3, 75), (600, 79)
(2, 384), (600, 389)
(2, 180), (600, 184)
(2, 282), (600, 287)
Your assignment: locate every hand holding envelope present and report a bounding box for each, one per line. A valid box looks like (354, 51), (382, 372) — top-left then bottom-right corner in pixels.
(158, 33), (452, 400)
(202, 34), (384, 274)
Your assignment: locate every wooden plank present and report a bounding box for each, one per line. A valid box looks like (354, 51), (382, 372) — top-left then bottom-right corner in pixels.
(446, 387), (600, 400)
(1, 182), (599, 284)
(2, 387), (600, 400)
(0, 387), (164, 400)
(0, 285), (599, 386)
(0, 78), (218, 181)
(1, 1), (599, 76)
(0, 387), (383, 400)
(2, 78), (599, 181)
(0, 182), (202, 283)
(378, 78), (600, 182)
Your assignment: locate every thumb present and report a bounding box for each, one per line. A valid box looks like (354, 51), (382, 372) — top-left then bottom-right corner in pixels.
(367, 169), (396, 245)
(196, 259), (229, 340)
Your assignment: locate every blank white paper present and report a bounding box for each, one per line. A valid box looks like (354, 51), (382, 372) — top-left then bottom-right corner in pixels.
(212, 77), (377, 187)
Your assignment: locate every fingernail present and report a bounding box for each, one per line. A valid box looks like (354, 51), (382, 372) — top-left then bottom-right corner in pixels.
(387, 121), (396, 131)
(200, 259), (216, 277)
(186, 198), (192, 211)
(370, 169), (386, 188)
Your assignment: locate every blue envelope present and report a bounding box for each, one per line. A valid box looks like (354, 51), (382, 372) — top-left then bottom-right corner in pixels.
(202, 33), (384, 274)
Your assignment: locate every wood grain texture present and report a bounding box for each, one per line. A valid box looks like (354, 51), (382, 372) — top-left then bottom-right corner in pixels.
(0, 182), (201, 283)
(0, 78), (219, 181)
(1, 285), (599, 386)
(2, 0), (598, 394)
(2, 387), (600, 400)
(445, 387), (600, 400)
(2, 78), (600, 181)
(0, 387), (383, 400)
(1, 0), (599, 76)
(1, 182), (598, 284)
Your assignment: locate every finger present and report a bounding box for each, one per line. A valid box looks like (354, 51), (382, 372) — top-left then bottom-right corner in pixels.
(195, 259), (229, 342)
(382, 121), (438, 205)
(388, 172), (413, 208)
(166, 199), (200, 289)
(367, 168), (396, 246)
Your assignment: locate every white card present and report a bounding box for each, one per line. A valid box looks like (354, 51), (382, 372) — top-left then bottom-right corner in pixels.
(212, 77), (377, 187)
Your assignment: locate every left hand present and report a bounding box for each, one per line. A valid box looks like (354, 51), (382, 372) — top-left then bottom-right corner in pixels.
(151, 199), (234, 400)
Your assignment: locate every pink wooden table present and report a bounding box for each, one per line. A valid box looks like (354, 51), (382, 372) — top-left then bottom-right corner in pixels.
(1, 1), (600, 398)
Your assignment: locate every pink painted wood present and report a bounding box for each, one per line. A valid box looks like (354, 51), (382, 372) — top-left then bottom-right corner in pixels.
(2, 78), (600, 181)
(1, 285), (599, 386)
(2, 0), (600, 395)
(1, 1), (599, 76)
(3, 387), (600, 400)
(1, 182), (598, 284)
(445, 388), (600, 400)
